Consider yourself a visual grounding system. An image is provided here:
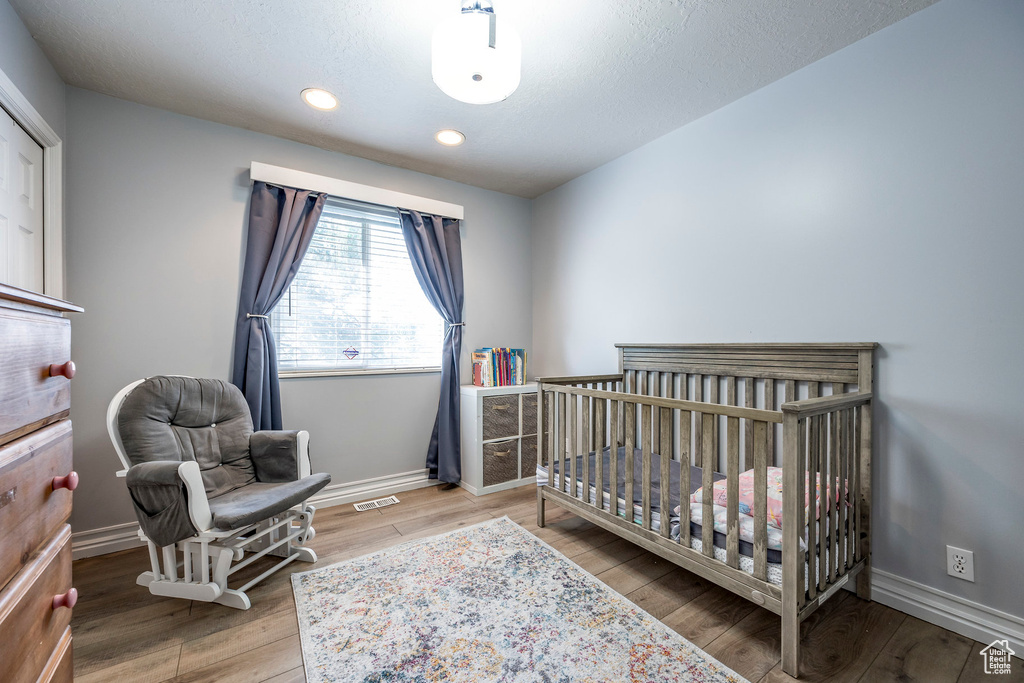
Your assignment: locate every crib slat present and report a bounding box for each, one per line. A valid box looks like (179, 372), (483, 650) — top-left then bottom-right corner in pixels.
(569, 394), (578, 499)
(694, 374), (704, 468)
(650, 371), (661, 454)
(545, 391), (553, 478)
(679, 409), (692, 548)
(641, 404), (653, 530)
(851, 405), (860, 561)
(744, 378), (754, 472)
(726, 416), (740, 568)
(817, 414), (828, 593)
(681, 399), (692, 466)
(825, 410), (834, 582)
(806, 384), (820, 591)
(659, 405), (672, 539)
(679, 374), (688, 464)
(709, 375), (720, 470)
(831, 409), (839, 581)
(753, 420), (768, 581)
(583, 394), (591, 506)
(701, 413), (714, 557)
(833, 384), (845, 573)
(624, 400), (635, 521)
(807, 413), (818, 600)
(561, 393), (569, 493)
(638, 372), (647, 452)
(609, 400), (619, 518)
(796, 418), (808, 608)
(846, 408), (856, 568)
(664, 376), (675, 461)
(785, 379), (796, 404)
(765, 379), (776, 465)
(594, 396), (605, 512)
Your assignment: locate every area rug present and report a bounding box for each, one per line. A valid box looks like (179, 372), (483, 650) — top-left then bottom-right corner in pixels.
(291, 516), (747, 683)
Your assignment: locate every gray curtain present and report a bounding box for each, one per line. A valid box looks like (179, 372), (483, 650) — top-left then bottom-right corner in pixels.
(231, 181), (326, 430)
(399, 210), (465, 484)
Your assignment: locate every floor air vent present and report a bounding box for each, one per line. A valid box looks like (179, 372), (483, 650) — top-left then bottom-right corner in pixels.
(353, 495), (400, 512)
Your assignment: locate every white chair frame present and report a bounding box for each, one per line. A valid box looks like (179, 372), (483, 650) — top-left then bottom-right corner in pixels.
(107, 378), (319, 610)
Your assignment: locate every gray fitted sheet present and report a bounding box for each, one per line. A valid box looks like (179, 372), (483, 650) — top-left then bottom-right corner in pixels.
(547, 446), (782, 563)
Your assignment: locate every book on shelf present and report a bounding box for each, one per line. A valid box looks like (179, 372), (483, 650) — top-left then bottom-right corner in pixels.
(471, 348), (527, 387)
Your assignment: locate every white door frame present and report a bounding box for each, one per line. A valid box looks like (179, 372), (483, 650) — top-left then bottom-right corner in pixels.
(0, 67), (64, 298)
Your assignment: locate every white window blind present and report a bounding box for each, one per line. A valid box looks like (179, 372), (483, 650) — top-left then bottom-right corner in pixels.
(270, 196), (443, 374)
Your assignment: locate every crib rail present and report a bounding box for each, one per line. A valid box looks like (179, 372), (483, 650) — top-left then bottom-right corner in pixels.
(536, 373), (873, 616)
(537, 376), (786, 606)
(782, 392), (872, 616)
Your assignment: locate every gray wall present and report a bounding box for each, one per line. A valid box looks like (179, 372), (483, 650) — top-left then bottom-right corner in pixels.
(532, 0), (1023, 617)
(0, 0), (65, 139)
(65, 88), (532, 532)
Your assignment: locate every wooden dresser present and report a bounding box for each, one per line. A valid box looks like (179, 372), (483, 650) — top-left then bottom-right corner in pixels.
(0, 284), (81, 683)
(459, 383), (540, 495)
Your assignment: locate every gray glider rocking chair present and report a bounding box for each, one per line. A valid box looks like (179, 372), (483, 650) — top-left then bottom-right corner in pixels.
(107, 376), (331, 609)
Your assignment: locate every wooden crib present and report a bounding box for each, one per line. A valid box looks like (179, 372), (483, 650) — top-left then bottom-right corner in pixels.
(535, 343), (876, 678)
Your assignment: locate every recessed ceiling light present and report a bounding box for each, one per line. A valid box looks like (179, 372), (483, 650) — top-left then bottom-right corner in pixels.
(435, 129), (466, 146)
(301, 88), (338, 111)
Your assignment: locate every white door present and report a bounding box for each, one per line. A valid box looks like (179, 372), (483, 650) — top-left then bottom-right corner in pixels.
(0, 106), (44, 293)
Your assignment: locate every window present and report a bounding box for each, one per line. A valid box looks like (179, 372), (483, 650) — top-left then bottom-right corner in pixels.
(270, 196), (443, 375)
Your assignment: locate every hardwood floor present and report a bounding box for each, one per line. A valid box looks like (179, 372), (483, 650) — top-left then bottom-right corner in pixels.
(71, 485), (1022, 682)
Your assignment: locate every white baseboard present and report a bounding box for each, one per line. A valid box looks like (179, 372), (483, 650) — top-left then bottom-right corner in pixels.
(71, 469), (437, 560)
(72, 521), (144, 560)
(872, 568), (1024, 654)
(306, 469), (435, 509)
(458, 477), (535, 497)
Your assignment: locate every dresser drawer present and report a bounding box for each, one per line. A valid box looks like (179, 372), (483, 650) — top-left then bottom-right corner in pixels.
(37, 626), (72, 683)
(0, 525), (74, 683)
(520, 439), (538, 480)
(521, 393), (538, 436)
(482, 395), (519, 440)
(0, 421), (74, 592)
(482, 439), (519, 487)
(0, 307), (72, 447)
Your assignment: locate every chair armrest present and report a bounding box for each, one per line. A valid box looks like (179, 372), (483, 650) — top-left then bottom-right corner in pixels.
(125, 461), (212, 545)
(250, 430), (311, 483)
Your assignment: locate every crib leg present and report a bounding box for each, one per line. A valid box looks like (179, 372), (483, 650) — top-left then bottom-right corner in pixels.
(781, 608), (801, 678)
(536, 489), (546, 528)
(857, 560), (872, 600)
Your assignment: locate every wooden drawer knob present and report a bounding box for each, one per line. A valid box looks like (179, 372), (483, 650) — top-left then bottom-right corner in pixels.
(52, 588), (78, 611)
(49, 361), (76, 379)
(52, 472), (79, 492)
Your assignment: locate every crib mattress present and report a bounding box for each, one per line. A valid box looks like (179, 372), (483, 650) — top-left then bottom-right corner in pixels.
(537, 446), (783, 564)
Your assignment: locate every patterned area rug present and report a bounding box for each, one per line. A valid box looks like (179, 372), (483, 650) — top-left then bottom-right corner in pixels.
(292, 517), (747, 683)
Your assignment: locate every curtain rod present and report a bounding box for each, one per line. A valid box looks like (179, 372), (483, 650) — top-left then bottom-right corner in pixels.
(251, 161), (464, 221)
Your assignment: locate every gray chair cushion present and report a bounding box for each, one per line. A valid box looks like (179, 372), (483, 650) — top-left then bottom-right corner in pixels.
(207, 472), (331, 530)
(117, 376), (257, 498)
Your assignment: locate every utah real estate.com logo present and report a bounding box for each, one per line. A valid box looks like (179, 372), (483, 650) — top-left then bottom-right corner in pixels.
(980, 639), (1014, 675)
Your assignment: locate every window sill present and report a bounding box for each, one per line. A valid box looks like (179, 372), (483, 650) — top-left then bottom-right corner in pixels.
(278, 367), (442, 379)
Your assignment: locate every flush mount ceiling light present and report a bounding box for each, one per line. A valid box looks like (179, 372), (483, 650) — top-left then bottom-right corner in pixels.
(432, 0), (521, 105)
(435, 129), (466, 146)
(301, 88), (338, 111)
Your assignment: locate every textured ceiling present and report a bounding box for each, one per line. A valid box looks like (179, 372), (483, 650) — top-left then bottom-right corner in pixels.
(11, 0), (937, 198)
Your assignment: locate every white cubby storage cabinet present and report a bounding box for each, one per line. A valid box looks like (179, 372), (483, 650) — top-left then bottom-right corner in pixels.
(459, 383), (539, 495)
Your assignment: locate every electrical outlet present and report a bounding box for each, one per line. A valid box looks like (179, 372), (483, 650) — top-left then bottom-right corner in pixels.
(947, 545), (975, 582)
